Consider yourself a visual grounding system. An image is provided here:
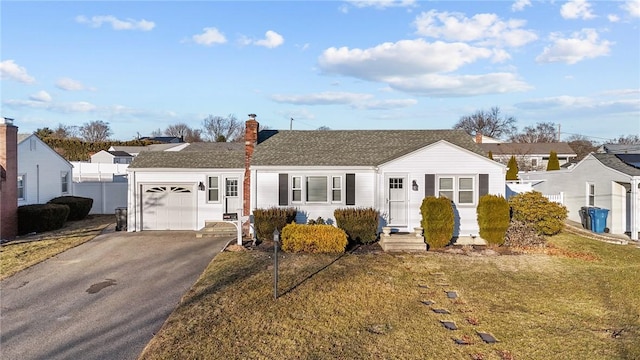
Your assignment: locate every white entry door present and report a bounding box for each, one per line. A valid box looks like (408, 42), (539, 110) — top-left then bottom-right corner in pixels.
(224, 177), (241, 214)
(387, 176), (407, 226)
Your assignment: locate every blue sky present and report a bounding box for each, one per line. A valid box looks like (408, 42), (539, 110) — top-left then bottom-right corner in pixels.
(1, 0), (639, 142)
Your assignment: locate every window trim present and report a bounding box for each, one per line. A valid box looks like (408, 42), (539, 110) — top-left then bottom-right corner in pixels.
(331, 176), (342, 203)
(61, 171), (70, 194)
(588, 183), (595, 206)
(436, 175), (476, 206)
(207, 176), (220, 203)
(17, 174), (26, 201)
(291, 176), (302, 203)
(288, 175), (346, 205)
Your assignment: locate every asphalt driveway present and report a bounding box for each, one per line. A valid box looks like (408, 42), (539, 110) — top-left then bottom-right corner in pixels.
(0, 228), (229, 360)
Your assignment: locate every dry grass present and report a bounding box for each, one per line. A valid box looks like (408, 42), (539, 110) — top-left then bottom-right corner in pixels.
(140, 232), (640, 360)
(0, 214), (113, 280)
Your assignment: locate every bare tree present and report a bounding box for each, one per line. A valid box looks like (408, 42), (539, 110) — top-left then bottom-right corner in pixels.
(453, 107), (517, 139)
(80, 120), (112, 142)
(612, 134), (640, 144)
(52, 123), (79, 139)
(565, 134), (598, 161)
(202, 114), (242, 142)
(509, 122), (558, 143)
(150, 128), (163, 137)
(163, 123), (202, 142)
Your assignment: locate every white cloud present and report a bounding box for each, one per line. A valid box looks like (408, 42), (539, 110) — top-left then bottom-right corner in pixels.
(536, 29), (612, 64)
(192, 27), (227, 46)
(343, 0), (416, 10)
(29, 90), (52, 102)
(413, 10), (538, 47)
(4, 99), (98, 113)
(515, 94), (640, 114)
(352, 98), (418, 110)
(0, 60), (36, 84)
(622, 0), (640, 17)
(511, 0), (532, 12)
(560, 0), (596, 20)
(75, 15), (155, 31)
(608, 14), (620, 22)
(271, 91), (373, 105)
(382, 72), (532, 96)
(319, 39), (494, 77)
(254, 31), (284, 48)
(56, 77), (87, 91)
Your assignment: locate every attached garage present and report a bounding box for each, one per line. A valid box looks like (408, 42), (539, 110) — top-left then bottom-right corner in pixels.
(141, 184), (197, 230)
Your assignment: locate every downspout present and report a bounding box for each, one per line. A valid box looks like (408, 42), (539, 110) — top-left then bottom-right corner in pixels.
(36, 164), (40, 203)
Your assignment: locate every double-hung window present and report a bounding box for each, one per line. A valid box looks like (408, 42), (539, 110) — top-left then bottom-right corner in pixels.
(292, 176), (302, 202)
(332, 176), (342, 202)
(17, 174), (25, 200)
(588, 183), (595, 206)
(438, 176), (475, 205)
(208, 176), (219, 202)
(61, 171), (70, 194)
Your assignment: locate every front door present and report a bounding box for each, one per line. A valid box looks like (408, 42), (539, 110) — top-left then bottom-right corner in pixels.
(224, 177), (241, 214)
(387, 176), (407, 226)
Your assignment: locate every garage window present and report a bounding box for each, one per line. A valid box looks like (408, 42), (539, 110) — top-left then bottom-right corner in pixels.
(208, 176), (220, 202)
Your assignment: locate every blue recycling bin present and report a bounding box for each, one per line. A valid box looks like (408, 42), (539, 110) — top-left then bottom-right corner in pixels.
(588, 207), (609, 233)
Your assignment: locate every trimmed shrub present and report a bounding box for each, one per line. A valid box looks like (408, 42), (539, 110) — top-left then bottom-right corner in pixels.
(18, 203), (70, 235)
(307, 217), (326, 225)
(420, 197), (454, 249)
(506, 155), (519, 180)
(547, 151), (560, 171)
(334, 207), (379, 244)
(505, 220), (546, 247)
(281, 223), (348, 253)
(509, 191), (568, 236)
(253, 207), (297, 242)
(48, 196), (93, 221)
(477, 194), (510, 245)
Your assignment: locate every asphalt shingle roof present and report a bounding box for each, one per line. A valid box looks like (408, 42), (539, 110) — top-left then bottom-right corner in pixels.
(251, 129), (486, 166)
(593, 153), (640, 176)
(479, 142), (576, 156)
(129, 143), (244, 169)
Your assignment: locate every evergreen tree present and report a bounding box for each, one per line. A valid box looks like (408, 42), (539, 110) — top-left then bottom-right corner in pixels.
(488, 150), (494, 160)
(506, 155), (519, 180)
(547, 151), (560, 171)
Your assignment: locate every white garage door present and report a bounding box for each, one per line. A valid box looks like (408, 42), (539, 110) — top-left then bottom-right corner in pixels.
(141, 185), (196, 230)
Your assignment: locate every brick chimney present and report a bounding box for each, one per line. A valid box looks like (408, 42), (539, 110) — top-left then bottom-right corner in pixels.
(0, 117), (18, 240)
(243, 114), (259, 217)
(475, 132), (483, 144)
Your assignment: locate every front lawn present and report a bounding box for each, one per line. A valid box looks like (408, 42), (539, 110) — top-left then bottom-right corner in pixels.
(0, 214), (114, 280)
(139, 234), (640, 360)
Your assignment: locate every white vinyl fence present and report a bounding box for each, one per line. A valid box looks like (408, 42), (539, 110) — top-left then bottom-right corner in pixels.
(71, 162), (129, 182)
(72, 182), (127, 214)
(544, 192), (564, 205)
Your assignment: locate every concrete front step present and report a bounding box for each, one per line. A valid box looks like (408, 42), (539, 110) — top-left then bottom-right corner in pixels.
(379, 233), (427, 251)
(196, 221), (237, 239)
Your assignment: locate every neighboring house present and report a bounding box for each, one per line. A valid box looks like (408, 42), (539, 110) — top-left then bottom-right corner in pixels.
(109, 143), (188, 156)
(17, 133), (74, 206)
(138, 136), (184, 144)
(478, 142), (577, 171)
(1, 117), (18, 240)
(91, 150), (134, 164)
(519, 153), (640, 241)
(472, 133), (501, 144)
(126, 142), (245, 231)
(597, 144), (640, 154)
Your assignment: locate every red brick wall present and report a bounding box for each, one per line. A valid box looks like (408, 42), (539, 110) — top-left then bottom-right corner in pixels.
(243, 118), (259, 216)
(0, 121), (18, 240)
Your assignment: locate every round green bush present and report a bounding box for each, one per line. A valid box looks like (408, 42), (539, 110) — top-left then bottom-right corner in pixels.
(509, 191), (568, 236)
(48, 196), (93, 221)
(18, 203), (70, 235)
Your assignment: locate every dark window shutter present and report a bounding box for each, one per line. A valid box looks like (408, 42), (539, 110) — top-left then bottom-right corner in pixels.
(425, 174), (435, 197)
(479, 174), (489, 197)
(278, 173), (288, 206)
(346, 173), (356, 205)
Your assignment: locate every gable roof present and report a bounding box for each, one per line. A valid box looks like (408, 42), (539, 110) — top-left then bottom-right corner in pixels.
(479, 142), (576, 156)
(129, 142), (244, 169)
(16, 134), (73, 167)
(598, 144), (640, 154)
(593, 153), (640, 176)
(251, 129), (486, 167)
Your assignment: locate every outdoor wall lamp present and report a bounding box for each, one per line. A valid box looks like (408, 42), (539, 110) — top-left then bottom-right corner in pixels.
(198, 181), (205, 191)
(412, 180), (419, 191)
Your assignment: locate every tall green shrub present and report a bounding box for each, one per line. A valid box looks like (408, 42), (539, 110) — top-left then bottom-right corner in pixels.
(506, 155), (519, 180)
(420, 196), (454, 249)
(488, 150), (494, 160)
(546, 151), (560, 170)
(253, 207), (297, 242)
(509, 191), (568, 236)
(477, 194), (510, 245)
(17, 204), (70, 235)
(334, 207), (379, 244)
